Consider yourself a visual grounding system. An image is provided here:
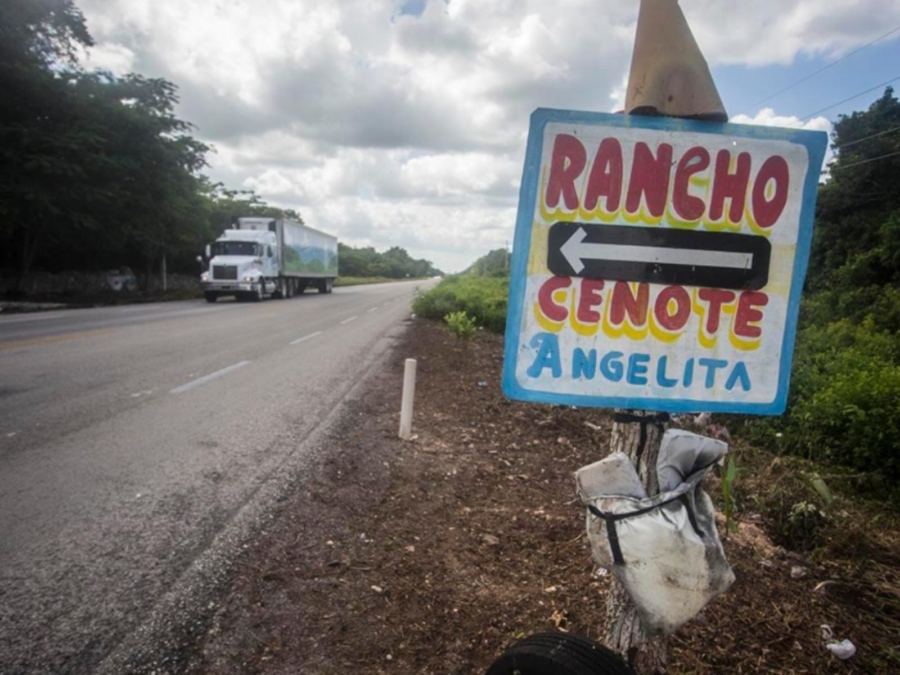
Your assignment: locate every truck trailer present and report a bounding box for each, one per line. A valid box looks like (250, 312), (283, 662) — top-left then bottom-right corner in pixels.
(200, 217), (338, 302)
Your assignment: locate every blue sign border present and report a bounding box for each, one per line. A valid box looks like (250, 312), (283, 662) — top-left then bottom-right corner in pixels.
(501, 108), (828, 415)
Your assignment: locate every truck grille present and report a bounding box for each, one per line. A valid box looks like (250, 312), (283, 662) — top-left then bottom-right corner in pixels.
(213, 265), (238, 280)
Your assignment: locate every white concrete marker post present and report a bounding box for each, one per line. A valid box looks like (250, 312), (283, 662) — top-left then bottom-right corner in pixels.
(399, 358), (417, 440)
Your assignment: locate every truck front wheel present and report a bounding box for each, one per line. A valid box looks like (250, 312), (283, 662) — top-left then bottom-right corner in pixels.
(204, 292), (218, 303)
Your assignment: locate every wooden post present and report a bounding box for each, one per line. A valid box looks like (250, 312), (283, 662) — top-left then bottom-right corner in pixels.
(604, 411), (669, 673)
(605, 2), (727, 672)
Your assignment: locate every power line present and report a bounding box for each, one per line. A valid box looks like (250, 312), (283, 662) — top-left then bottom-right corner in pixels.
(737, 23), (900, 115)
(824, 149), (900, 173)
(800, 75), (900, 120)
(832, 124), (900, 150)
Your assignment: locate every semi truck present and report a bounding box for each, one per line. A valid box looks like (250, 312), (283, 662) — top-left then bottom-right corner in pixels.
(200, 217), (339, 303)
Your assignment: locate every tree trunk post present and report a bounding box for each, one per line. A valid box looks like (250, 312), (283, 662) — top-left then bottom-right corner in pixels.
(604, 1), (727, 671)
(161, 251), (168, 293)
(604, 411), (669, 674)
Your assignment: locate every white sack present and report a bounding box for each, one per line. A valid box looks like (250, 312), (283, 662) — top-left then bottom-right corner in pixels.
(576, 430), (734, 635)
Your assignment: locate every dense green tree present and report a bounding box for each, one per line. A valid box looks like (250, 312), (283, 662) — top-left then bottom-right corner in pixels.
(201, 184), (303, 233)
(0, 0), (92, 68)
(1, 67), (213, 281)
(808, 87), (900, 294)
(0, 0), (95, 277)
(0, 0), (216, 284)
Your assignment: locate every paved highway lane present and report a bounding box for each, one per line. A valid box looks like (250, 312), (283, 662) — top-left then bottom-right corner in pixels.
(0, 281), (433, 674)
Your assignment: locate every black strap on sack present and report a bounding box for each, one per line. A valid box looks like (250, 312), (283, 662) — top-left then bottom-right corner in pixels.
(588, 489), (706, 566)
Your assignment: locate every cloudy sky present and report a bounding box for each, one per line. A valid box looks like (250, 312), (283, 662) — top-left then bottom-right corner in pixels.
(77, 0), (900, 272)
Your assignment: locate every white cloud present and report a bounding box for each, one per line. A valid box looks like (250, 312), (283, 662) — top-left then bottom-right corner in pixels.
(683, 0), (900, 67)
(730, 108), (832, 134)
(731, 108), (834, 176)
(608, 72), (629, 113)
(82, 43), (135, 74)
(74, 0), (897, 271)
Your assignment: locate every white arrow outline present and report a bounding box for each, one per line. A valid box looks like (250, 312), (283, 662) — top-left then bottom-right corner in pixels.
(560, 226), (754, 274)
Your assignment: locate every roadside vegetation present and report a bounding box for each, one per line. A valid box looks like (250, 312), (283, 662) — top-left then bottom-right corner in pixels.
(743, 88), (900, 490)
(412, 248), (510, 333)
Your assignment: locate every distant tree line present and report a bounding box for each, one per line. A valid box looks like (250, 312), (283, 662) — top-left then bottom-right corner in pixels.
(0, 0), (437, 290)
(464, 248), (509, 277)
(337, 244), (441, 279)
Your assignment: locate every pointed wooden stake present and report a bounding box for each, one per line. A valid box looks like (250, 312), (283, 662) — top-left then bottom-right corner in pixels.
(626, 0), (727, 122)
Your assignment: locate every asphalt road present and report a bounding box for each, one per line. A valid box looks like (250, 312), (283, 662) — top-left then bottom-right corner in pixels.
(0, 280), (432, 674)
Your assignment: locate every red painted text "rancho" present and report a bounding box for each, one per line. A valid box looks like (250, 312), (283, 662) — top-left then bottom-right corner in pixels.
(544, 134), (791, 231)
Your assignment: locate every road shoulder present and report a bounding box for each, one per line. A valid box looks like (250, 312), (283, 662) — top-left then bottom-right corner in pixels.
(187, 319), (612, 674)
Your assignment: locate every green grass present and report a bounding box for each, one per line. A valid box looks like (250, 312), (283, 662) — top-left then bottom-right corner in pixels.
(412, 275), (509, 333)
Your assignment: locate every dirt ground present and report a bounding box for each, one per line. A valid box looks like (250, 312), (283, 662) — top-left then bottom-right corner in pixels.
(187, 319), (900, 674)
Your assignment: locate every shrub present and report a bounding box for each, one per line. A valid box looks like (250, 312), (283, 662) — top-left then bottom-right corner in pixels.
(791, 364), (900, 478)
(412, 275), (509, 333)
(742, 316), (900, 482)
(444, 311), (477, 340)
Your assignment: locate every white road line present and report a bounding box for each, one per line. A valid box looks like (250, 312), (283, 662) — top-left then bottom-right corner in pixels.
(290, 331), (322, 345)
(170, 361), (251, 394)
(367, 307), (378, 313)
(340, 316), (358, 325)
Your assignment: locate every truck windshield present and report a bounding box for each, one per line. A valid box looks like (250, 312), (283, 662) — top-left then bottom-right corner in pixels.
(211, 242), (259, 256)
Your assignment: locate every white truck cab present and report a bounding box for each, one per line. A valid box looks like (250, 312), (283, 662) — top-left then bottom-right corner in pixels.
(201, 229), (278, 302)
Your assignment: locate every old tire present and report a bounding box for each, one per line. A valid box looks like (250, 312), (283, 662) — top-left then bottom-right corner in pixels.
(204, 292), (218, 303)
(485, 633), (632, 675)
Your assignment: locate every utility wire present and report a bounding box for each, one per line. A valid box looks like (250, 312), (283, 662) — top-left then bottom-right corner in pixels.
(832, 124), (900, 150)
(737, 23), (900, 115)
(800, 75), (900, 120)
(824, 150), (900, 173)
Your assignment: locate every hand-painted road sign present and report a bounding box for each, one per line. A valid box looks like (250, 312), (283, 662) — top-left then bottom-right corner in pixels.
(502, 109), (827, 415)
(548, 222), (772, 290)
